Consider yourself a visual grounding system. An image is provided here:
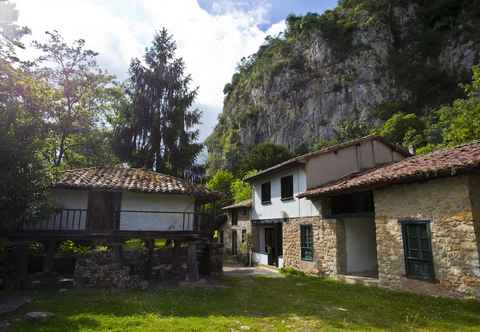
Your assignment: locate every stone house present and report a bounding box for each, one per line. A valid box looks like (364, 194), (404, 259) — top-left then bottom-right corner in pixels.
(234, 136), (480, 299)
(221, 199), (251, 256)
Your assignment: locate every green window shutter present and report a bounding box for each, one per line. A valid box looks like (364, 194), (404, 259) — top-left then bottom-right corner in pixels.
(401, 221), (435, 281)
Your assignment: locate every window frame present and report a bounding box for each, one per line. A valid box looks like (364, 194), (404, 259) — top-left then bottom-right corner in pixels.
(231, 210), (238, 226)
(280, 175), (294, 201)
(261, 182), (271, 205)
(400, 220), (435, 281)
(300, 224), (314, 262)
(241, 229), (247, 243)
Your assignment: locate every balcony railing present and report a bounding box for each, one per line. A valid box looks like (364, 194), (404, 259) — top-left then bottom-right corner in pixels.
(18, 209), (210, 233)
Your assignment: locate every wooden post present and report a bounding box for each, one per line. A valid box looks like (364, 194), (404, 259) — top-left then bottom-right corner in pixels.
(187, 241), (199, 282)
(13, 242), (29, 289)
(144, 239), (154, 280)
(43, 240), (57, 275)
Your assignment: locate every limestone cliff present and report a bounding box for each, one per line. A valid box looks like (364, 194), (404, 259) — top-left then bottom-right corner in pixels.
(206, 0), (480, 173)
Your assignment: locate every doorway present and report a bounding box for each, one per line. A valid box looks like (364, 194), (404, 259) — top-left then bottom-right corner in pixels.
(232, 230), (238, 255)
(265, 227), (278, 266)
(87, 192), (121, 232)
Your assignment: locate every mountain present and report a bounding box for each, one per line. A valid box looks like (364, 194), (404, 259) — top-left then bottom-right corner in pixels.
(206, 0), (480, 174)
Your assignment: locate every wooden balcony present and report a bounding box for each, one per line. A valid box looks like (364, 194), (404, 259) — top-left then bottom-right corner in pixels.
(12, 209), (213, 241)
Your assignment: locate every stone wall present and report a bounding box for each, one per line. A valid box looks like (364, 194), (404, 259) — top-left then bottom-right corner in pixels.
(74, 246), (190, 288)
(374, 175), (480, 299)
(282, 216), (345, 276)
(221, 208), (251, 255)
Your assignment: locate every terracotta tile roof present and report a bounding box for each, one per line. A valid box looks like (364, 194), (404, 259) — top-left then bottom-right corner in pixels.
(298, 141), (480, 198)
(222, 199), (252, 210)
(244, 135), (410, 182)
(54, 167), (221, 201)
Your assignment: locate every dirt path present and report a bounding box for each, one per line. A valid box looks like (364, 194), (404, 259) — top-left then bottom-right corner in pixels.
(223, 262), (284, 278)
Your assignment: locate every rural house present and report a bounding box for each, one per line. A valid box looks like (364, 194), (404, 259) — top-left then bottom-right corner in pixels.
(221, 199), (252, 256)
(7, 167), (222, 288)
(222, 136), (480, 299)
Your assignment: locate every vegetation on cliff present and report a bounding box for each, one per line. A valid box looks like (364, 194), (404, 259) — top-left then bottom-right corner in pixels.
(206, 0), (480, 176)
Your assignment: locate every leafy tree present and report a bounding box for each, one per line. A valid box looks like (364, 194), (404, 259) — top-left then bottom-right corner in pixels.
(114, 28), (202, 177)
(0, 25), (51, 231)
(434, 66), (480, 147)
(231, 170), (257, 203)
(379, 113), (426, 147)
(207, 170), (234, 206)
(239, 143), (292, 174)
(32, 30), (115, 167)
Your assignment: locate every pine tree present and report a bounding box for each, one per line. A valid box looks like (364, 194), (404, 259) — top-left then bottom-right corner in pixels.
(114, 28), (202, 177)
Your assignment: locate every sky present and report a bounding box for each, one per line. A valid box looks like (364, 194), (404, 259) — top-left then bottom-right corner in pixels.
(13, 0), (338, 141)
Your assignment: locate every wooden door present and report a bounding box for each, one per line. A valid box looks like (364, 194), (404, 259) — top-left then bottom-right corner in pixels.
(87, 192), (114, 232)
(265, 227), (277, 266)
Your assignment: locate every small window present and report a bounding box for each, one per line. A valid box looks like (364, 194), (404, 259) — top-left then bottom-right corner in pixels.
(261, 182), (271, 204)
(401, 220), (434, 281)
(231, 210), (238, 226)
(242, 229), (247, 243)
(281, 175), (294, 200)
(300, 225), (313, 261)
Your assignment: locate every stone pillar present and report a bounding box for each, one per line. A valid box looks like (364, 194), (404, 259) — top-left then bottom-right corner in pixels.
(110, 242), (123, 264)
(144, 239), (154, 280)
(187, 242), (199, 282)
(43, 240), (57, 275)
(13, 242), (29, 289)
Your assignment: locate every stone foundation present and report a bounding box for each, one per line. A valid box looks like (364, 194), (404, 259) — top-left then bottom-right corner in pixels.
(374, 175), (480, 300)
(282, 216), (345, 276)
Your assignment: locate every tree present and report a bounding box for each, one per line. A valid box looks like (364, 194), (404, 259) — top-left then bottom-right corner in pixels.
(114, 28), (202, 177)
(32, 30), (115, 167)
(207, 170), (234, 206)
(434, 66), (480, 147)
(231, 170), (257, 203)
(379, 113), (426, 148)
(239, 143), (292, 175)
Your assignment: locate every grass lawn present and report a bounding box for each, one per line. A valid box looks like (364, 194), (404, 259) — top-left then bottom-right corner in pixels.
(3, 274), (480, 331)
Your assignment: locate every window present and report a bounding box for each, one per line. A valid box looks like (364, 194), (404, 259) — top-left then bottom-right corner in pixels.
(401, 221), (434, 281)
(300, 225), (313, 261)
(231, 210), (238, 226)
(220, 231), (224, 244)
(281, 175), (294, 200)
(242, 229), (247, 243)
(261, 182), (271, 204)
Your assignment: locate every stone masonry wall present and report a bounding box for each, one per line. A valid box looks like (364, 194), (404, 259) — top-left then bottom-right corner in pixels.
(221, 208), (251, 255)
(282, 216), (344, 276)
(374, 175), (480, 300)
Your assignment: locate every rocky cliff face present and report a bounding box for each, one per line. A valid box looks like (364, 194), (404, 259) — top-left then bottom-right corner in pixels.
(206, 1), (480, 173)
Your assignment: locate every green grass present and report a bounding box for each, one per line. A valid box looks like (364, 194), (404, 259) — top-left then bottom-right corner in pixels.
(3, 275), (480, 331)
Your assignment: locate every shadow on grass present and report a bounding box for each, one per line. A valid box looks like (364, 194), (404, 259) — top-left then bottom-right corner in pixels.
(6, 275), (480, 331)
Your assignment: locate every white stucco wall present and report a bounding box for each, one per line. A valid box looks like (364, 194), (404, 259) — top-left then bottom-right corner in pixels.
(344, 217), (378, 274)
(251, 167), (320, 220)
(119, 192), (196, 231)
(253, 252), (284, 268)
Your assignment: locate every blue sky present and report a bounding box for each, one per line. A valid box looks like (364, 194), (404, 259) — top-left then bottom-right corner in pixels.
(14, 0), (338, 141)
(199, 0), (338, 31)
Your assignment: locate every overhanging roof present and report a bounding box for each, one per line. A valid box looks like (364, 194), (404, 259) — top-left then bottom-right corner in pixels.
(298, 140), (480, 198)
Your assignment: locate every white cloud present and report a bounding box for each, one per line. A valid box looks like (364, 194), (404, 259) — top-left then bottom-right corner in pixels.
(12, 0), (286, 141)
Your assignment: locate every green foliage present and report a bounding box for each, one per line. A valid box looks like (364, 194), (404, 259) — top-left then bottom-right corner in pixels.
(207, 170), (235, 206)
(311, 118), (372, 151)
(433, 66), (480, 147)
(58, 240), (91, 256)
(239, 143), (292, 175)
(113, 28), (203, 176)
(280, 267), (306, 277)
(230, 170), (257, 203)
(379, 113), (426, 147)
